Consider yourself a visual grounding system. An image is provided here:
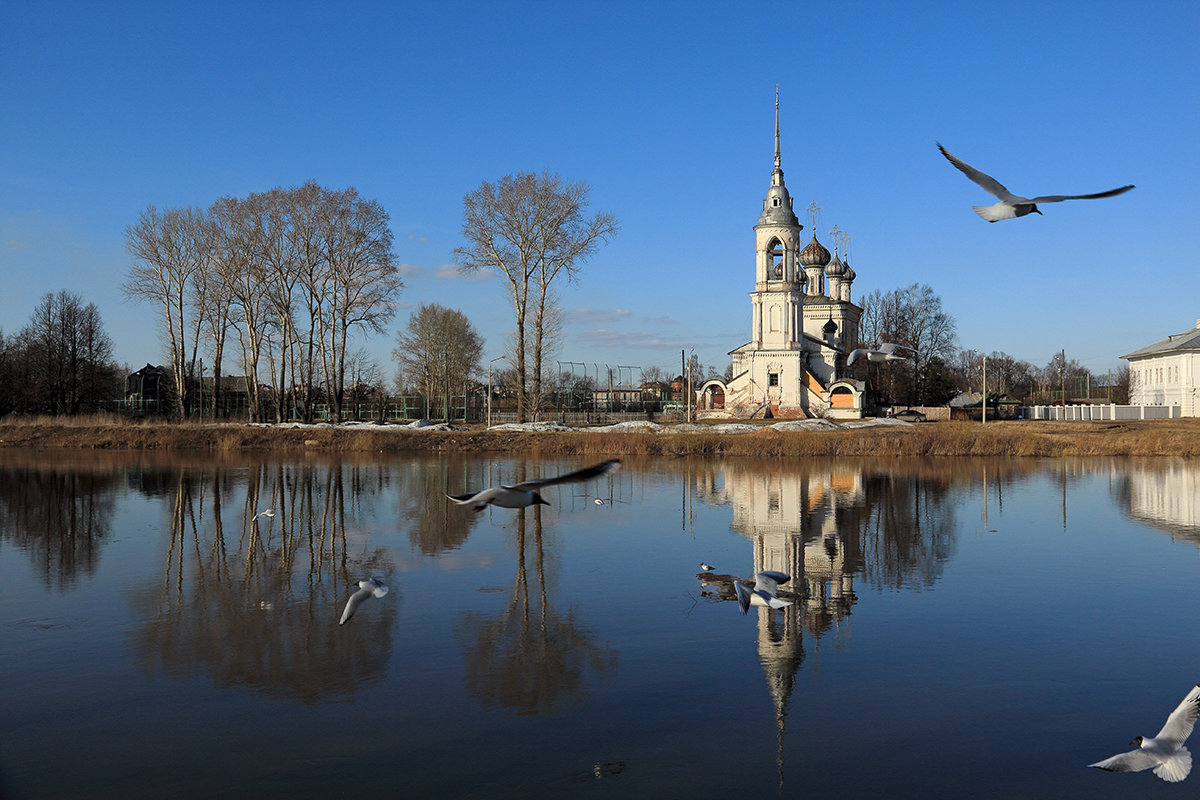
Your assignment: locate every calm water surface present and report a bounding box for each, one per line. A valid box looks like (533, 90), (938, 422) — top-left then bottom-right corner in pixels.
(2, 451), (1199, 799)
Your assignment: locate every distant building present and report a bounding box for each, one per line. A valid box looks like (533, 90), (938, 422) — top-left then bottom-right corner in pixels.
(1121, 319), (1200, 417)
(126, 364), (171, 410)
(124, 364), (253, 417)
(699, 95), (864, 420)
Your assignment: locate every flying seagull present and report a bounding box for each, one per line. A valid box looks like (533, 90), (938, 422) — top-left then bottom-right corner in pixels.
(700, 562), (715, 572)
(734, 571), (794, 614)
(1090, 684), (1200, 782)
(847, 342), (915, 366)
(339, 577), (388, 625)
(252, 509), (275, 520)
(937, 143), (1133, 222)
(447, 459), (621, 511)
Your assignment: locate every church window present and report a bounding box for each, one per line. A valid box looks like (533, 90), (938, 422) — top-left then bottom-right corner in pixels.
(768, 238), (784, 277)
(768, 372), (779, 387)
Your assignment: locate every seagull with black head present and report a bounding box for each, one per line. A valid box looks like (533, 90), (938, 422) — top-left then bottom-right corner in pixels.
(447, 459), (620, 511)
(938, 143), (1133, 222)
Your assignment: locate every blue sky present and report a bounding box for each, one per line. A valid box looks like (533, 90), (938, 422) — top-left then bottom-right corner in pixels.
(2, 0), (1197, 382)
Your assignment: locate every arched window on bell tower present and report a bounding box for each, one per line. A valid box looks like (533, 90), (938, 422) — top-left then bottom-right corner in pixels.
(768, 237), (784, 279)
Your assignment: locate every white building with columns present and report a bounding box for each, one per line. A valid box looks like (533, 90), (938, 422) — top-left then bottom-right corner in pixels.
(1121, 319), (1200, 417)
(699, 97), (864, 419)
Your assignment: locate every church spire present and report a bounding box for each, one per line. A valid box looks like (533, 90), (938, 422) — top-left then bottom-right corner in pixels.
(774, 84), (781, 172)
(758, 87), (799, 228)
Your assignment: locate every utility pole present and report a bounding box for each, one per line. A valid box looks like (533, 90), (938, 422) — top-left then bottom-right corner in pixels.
(1061, 348), (1066, 405)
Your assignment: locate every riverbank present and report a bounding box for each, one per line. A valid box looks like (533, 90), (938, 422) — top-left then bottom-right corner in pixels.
(3, 416), (1200, 457)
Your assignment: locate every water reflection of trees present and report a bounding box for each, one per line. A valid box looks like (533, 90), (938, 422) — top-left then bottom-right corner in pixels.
(456, 505), (617, 715)
(128, 463), (396, 704)
(393, 458), (481, 554)
(0, 461), (119, 589)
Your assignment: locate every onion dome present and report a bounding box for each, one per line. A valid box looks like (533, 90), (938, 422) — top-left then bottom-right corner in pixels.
(844, 264), (856, 282)
(798, 235), (831, 268)
(825, 253), (846, 277)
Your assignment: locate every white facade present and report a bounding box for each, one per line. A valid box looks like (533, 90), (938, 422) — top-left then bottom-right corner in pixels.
(1121, 320), (1200, 417)
(701, 97), (863, 419)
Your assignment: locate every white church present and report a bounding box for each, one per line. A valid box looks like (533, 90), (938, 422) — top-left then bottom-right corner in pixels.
(699, 99), (866, 420)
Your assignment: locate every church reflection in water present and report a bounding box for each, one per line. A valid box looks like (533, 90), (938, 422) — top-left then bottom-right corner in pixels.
(690, 457), (1013, 782)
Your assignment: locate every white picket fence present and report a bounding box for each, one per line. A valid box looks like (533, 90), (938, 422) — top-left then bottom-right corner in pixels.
(1020, 404), (1182, 421)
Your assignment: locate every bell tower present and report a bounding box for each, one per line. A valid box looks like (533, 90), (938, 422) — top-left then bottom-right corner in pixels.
(750, 88), (806, 350)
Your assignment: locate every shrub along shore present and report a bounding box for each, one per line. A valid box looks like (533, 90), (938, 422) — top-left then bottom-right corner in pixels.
(2, 417), (1200, 458)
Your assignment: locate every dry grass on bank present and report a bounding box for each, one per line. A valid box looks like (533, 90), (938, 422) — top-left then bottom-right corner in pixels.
(2, 416), (1200, 458)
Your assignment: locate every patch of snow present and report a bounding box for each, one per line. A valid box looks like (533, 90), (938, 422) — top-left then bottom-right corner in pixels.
(769, 419), (840, 431)
(840, 418), (913, 428)
(709, 423), (761, 434)
(586, 421), (665, 433)
(489, 421), (574, 432)
(406, 419), (457, 430)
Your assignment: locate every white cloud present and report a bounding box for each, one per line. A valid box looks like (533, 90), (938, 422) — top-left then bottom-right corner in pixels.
(435, 262), (494, 282)
(578, 329), (691, 349)
(563, 308), (633, 324)
(396, 262), (495, 283)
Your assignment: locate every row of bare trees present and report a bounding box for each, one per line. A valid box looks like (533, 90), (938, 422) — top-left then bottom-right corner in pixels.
(0, 290), (122, 415)
(856, 283), (1127, 406)
(454, 172), (617, 422)
(123, 182), (401, 422)
(949, 349), (1130, 405)
(857, 283), (959, 405)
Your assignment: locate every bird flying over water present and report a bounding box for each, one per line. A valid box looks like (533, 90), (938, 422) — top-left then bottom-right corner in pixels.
(734, 571), (793, 614)
(1090, 684), (1200, 782)
(446, 459), (621, 511)
(700, 563), (715, 572)
(847, 342), (914, 366)
(252, 509), (274, 520)
(339, 578), (388, 625)
(938, 143), (1133, 222)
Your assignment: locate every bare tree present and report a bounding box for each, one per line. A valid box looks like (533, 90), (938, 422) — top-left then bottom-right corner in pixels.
(217, 194), (273, 421)
(857, 283), (957, 404)
(393, 304), (483, 418)
(290, 182), (329, 422)
(454, 172), (617, 421)
(208, 195), (261, 418)
(124, 206), (209, 418)
(317, 187), (401, 423)
(253, 186), (305, 422)
(17, 290), (118, 414)
(1112, 364), (1132, 405)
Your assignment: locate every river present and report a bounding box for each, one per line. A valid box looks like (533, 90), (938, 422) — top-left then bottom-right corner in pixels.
(1, 451), (1198, 798)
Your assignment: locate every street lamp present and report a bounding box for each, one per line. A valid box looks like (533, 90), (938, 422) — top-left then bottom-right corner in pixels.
(487, 356), (506, 428)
